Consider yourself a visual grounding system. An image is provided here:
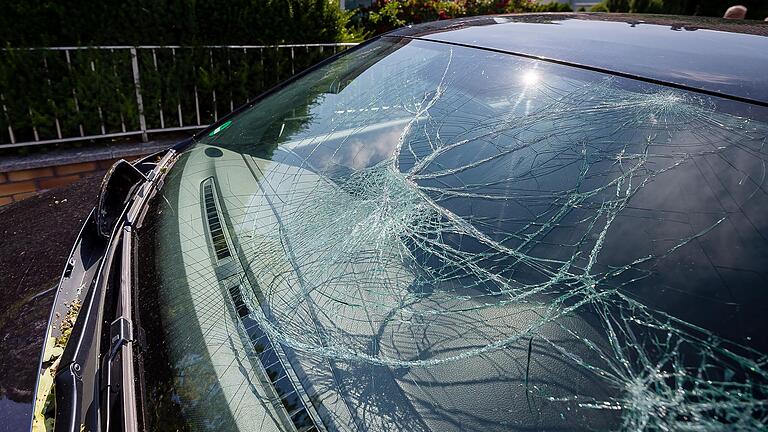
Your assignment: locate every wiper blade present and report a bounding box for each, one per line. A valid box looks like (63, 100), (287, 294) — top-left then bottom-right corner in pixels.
(50, 150), (177, 432)
(101, 150), (177, 432)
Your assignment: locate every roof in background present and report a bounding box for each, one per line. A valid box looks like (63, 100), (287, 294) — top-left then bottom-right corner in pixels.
(388, 13), (768, 105)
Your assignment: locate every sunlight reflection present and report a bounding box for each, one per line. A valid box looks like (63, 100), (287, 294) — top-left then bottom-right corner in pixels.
(521, 70), (539, 86)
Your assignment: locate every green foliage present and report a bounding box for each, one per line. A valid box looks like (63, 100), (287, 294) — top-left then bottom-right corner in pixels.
(0, 0), (368, 146)
(368, 1), (408, 29)
(526, 1), (573, 12)
(642, 0), (665, 13)
(589, 0), (768, 18)
(463, 0), (513, 16)
(363, 0), (572, 34)
(0, 45), (352, 145)
(368, 0), (464, 32)
(606, 0), (631, 12)
(362, 0), (768, 35)
(0, 0), (365, 47)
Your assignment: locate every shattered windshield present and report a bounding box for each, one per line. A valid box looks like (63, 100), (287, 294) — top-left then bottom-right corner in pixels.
(135, 37), (768, 431)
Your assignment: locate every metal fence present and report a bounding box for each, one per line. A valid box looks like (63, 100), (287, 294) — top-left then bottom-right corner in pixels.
(0, 43), (358, 149)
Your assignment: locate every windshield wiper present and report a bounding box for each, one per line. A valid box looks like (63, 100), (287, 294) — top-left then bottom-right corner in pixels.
(101, 150), (177, 432)
(52, 149), (177, 432)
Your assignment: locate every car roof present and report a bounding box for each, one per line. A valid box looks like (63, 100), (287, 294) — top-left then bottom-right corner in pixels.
(387, 13), (768, 106)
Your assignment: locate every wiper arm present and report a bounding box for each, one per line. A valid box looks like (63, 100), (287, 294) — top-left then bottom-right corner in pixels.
(51, 149), (177, 432)
(101, 150), (177, 432)
(99, 224), (136, 432)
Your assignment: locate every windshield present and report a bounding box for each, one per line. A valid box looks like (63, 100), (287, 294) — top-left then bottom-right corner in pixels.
(134, 37), (768, 431)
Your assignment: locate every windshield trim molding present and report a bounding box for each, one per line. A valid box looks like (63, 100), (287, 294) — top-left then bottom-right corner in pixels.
(395, 35), (768, 108)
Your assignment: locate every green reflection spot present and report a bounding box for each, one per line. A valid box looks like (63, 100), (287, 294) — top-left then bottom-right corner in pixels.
(209, 120), (233, 136)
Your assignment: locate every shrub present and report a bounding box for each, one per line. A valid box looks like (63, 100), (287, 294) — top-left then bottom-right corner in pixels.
(367, 0), (466, 33)
(0, 0), (366, 47)
(364, 0), (572, 34)
(462, 0), (513, 16)
(527, 2), (574, 12)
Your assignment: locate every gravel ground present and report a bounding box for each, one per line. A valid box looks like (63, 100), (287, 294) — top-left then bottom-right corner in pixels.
(0, 174), (101, 430)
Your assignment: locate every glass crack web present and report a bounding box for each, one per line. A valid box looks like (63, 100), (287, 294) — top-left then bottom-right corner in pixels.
(175, 40), (768, 430)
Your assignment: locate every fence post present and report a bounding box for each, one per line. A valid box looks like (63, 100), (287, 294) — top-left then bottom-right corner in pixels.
(130, 47), (148, 142)
(64, 50), (85, 137)
(0, 93), (15, 144)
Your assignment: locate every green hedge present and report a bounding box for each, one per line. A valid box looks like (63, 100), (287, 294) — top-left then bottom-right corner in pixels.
(0, 45), (350, 145)
(590, 0), (768, 17)
(362, 0), (573, 34)
(0, 0), (365, 147)
(0, 0), (364, 47)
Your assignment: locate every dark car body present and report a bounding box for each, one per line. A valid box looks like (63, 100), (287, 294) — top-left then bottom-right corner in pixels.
(2, 12), (768, 432)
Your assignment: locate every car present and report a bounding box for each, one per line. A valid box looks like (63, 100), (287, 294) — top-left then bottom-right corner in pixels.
(2, 12), (768, 432)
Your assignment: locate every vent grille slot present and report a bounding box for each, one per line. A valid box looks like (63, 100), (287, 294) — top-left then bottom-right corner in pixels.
(228, 284), (319, 432)
(202, 179), (232, 260)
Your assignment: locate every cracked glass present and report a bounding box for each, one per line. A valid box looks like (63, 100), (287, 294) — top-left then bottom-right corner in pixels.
(134, 37), (768, 431)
